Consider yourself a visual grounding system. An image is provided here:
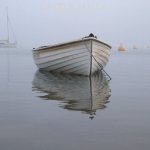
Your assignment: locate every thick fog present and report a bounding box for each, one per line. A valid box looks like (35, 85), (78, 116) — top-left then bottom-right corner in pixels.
(0, 0), (150, 48)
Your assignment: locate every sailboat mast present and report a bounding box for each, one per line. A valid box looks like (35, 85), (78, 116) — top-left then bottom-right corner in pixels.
(6, 7), (9, 41)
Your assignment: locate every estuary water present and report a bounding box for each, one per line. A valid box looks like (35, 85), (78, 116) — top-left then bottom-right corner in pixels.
(0, 48), (150, 150)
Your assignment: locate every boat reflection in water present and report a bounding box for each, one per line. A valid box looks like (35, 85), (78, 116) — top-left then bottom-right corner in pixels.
(32, 70), (111, 119)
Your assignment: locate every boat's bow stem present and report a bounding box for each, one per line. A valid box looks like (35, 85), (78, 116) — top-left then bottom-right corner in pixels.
(92, 55), (111, 80)
(83, 39), (111, 81)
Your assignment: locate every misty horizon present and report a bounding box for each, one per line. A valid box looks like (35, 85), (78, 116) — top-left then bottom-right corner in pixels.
(0, 0), (150, 48)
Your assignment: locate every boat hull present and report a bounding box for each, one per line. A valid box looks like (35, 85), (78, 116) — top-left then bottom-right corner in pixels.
(0, 41), (17, 48)
(32, 38), (111, 76)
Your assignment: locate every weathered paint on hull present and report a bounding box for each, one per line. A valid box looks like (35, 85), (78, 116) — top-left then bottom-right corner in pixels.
(32, 38), (111, 76)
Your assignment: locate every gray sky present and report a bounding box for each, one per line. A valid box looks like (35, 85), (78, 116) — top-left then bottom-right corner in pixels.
(0, 0), (150, 48)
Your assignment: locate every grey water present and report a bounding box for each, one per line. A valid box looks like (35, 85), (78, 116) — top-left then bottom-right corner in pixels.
(0, 48), (150, 150)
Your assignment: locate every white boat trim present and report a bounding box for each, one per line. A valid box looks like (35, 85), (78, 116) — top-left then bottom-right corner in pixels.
(33, 37), (111, 76)
(34, 37), (111, 51)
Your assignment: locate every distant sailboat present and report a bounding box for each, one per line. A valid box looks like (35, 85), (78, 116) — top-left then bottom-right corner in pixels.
(118, 43), (125, 51)
(0, 8), (17, 48)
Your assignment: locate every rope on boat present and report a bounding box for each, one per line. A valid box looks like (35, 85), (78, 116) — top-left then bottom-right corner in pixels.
(83, 39), (111, 81)
(91, 55), (111, 80)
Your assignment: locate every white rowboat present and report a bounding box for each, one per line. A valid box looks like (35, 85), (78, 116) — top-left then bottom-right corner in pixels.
(32, 35), (111, 76)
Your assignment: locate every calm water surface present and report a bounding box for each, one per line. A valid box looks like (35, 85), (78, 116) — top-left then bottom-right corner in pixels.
(0, 48), (150, 150)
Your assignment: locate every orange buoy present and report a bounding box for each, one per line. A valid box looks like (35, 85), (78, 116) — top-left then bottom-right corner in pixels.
(118, 43), (125, 51)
